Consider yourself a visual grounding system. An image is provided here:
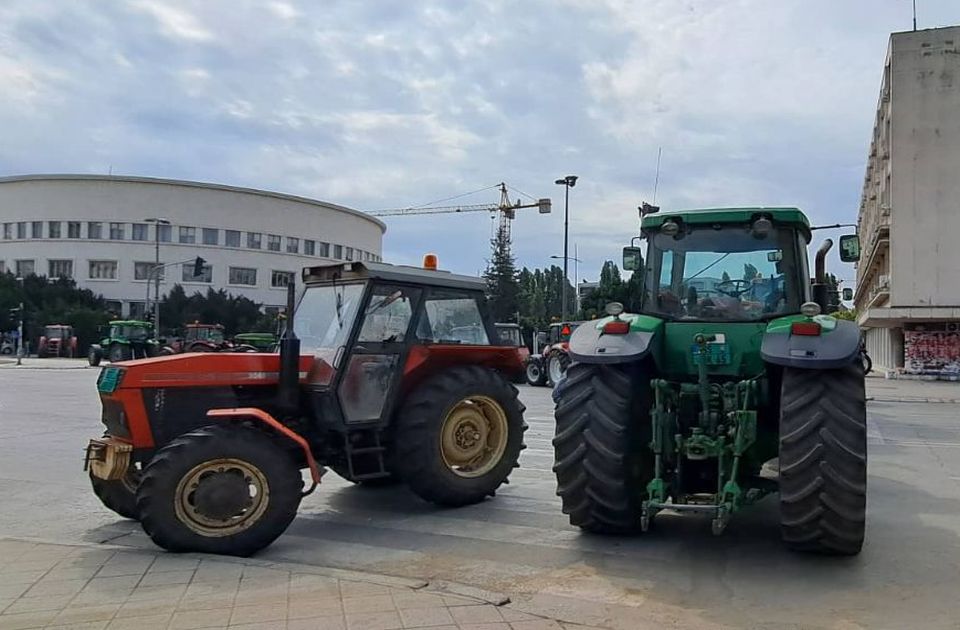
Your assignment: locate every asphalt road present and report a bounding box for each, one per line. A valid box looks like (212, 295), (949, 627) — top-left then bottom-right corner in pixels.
(2, 365), (960, 628)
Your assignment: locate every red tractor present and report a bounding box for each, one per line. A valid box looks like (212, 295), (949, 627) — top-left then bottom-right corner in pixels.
(162, 323), (258, 354)
(525, 321), (581, 387)
(38, 325), (78, 358)
(85, 259), (528, 556)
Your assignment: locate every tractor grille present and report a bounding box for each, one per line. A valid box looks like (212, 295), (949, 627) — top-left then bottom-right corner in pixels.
(100, 398), (129, 438)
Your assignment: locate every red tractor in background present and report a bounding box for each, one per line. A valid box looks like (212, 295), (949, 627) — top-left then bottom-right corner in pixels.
(85, 258), (528, 556)
(38, 325), (78, 358)
(162, 323), (259, 354)
(525, 321), (582, 387)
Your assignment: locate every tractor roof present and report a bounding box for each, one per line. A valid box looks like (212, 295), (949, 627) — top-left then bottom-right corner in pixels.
(302, 261), (485, 292)
(641, 206), (811, 230)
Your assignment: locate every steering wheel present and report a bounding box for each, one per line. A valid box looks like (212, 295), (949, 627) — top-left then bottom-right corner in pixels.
(716, 279), (752, 297)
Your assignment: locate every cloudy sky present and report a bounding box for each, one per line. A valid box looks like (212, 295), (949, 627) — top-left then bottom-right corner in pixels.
(1, 1), (958, 282)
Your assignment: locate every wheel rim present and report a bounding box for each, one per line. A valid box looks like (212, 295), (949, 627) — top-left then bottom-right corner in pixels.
(526, 363), (541, 381)
(548, 356), (564, 384)
(439, 395), (509, 478)
(174, 458), (270, 537)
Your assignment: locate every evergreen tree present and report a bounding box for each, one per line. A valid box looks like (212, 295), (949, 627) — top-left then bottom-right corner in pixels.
(483, 224), (520, 322)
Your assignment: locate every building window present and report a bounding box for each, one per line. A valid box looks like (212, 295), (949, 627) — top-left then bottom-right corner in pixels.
(179, 226), (196, 244)
(286, 237), (299, 254)
(89, 260), (118, 280)
(345, 247), (354, 261)
(202, 228), (219, 245)
(267, 234), (281, 251)
(333, 244), (343, 260)
(128, 302), (147, 319)
(229, 267), (257, 286)
(183, 262), (212, 283)
(48, 259), (73, 279)
(17, 222), (26, 239)
(68, 222), (81, 238)
(87, 222), (103, 239)
(304, 239), (315, 256)
(3, 223), (11, 239)
(247, 232), (262, 249)
(134, 261), (163, 281)
(319, 242), (330, 257)
(48, 221), (61, 238)
(15, 259), (35, 277)
(109, 222), (124, 240)
(225, 230), (241, 247)
(157, 224), (172, 242)
(131, 223), (148, 241)
(271, 270), (294, 288)
(31, 221), (43, 238)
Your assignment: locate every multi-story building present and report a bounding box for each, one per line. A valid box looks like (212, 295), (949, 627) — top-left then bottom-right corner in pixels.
(0, 174), (385, 317)
(855, 26), (960, 377)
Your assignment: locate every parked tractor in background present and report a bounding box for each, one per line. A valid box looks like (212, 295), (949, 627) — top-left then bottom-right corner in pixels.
(38, 325), (78, 358)
(85, 258), (528, 556)
(88, 320), (160, 366)
(495, 323), (530, 384)
(233, 332), (277, 352)
(161, 323), (259, 354)
(553, 207), (867, 554)
(525, 321), (581, 387)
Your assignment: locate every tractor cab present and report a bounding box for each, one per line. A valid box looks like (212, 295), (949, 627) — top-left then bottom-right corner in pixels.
(185, 323), (225, 344)
(297, 261), (521, 427)
(88, 320), (159, 365)
(39, 324), (78, 358)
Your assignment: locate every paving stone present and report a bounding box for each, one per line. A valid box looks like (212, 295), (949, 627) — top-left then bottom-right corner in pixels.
(24, 577), (88, 597)
(0, 609), (58, 629)
(509, 621), (565, 630)
(391, 592), (447, 610)
(342, 594), (397, 614)
(105, 612), (175, 630)
(49, 603), (121, 625)
(397, 605), (456, 628)
(114, 599), (179, 619)
(449, 604), (505, 624)
(339, 580), (393, 598)
(138, 569), (195, 587)
(345, 610), (404, 630)
(287, 614), (348, 630)
(3, 592), (76, 614)
(168, 607), (233, 629)
(228, 603), (288, 625)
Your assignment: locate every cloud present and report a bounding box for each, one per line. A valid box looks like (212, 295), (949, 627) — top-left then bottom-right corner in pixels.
(0, 0), (958, 281)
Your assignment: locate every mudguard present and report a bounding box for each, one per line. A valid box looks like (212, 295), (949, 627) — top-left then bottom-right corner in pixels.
(568, 314), (662, 364)
(761, 315), (861, 369)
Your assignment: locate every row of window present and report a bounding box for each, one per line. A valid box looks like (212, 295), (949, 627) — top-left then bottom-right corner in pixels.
(1, 259), (296, 288)
(1, 220), (380, 262)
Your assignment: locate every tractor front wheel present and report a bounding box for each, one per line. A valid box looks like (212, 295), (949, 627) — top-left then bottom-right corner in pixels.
(136, 425), (303, 556)
(552, 362), (652, 534)
(88, 347), (102, 366)
(394, 366), (526, 507)
(525, 359), (546, 387)
(779, 363), (867, 555)
(108, 344), (132, 363)
(90, 468), (141, 520)
(546, 351), (569, 387)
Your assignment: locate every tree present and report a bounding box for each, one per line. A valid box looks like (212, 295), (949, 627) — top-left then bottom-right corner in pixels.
(159, 285), (276, 336)
(483, 224), (520, 322)
(742, 263), (759, 282)
(721, 271), (731, 283)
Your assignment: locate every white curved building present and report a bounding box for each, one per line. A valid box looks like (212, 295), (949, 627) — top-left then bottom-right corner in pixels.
(0, 174), (384, 317)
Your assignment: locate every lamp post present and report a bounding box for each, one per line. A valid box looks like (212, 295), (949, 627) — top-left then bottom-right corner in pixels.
(145, 218), (170, 338)
(554, 175), (578, 322)
(550, 246), (582, 316)
(14, 276), (24, 366)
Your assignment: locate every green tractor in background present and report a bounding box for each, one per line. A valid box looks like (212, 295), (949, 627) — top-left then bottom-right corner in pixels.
(553, 207), (866, 554)
(88, 320), (160, 366)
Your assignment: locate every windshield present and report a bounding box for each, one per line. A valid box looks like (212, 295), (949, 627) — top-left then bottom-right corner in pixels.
(296, 282), (365, 385)
(496, 326), (521, 346)
(44, 327), (68, 339)
(114, 325), (149, 340)
(646, 226), (801, 321)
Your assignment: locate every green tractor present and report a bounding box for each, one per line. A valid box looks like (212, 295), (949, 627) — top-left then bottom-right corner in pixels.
(88, 320), (160, 366)
(553, 207), (866, 554)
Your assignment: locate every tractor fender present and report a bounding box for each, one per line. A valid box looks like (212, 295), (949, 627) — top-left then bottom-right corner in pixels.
(567, 318), (657, 364)
(761, 317), (862, 369)
(206, 407), (322, 485)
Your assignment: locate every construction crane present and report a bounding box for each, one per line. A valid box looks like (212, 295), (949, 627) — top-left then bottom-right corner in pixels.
(368, 183), (551, 258)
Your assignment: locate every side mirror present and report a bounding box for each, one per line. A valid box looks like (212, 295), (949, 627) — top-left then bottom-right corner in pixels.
(842, 287), (854, 301)
(622, 246), (643, 271)
(839, 234), (861, 262)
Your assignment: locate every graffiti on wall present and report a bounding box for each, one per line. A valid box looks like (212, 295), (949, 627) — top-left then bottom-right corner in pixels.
(903, 330), (960, 379)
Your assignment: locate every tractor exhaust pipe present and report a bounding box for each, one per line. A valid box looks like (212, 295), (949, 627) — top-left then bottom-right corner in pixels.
(277, 281), (300, 412)
(812, 238), (833, 312)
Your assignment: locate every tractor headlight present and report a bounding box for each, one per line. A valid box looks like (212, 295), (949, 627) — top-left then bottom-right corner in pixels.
(800, 301), (821, 317)
(97, 367), (125, 394)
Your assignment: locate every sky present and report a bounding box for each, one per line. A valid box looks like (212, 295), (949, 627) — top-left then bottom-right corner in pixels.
(1, 0), (958, 283)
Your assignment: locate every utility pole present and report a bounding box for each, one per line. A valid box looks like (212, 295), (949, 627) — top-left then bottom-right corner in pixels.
(145, 218), (170, 338)
(554, 175), (578, 322)
(14, 276), (24, 366)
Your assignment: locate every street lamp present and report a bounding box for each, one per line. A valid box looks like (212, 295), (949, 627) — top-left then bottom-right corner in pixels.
(14, 276), (24, 366)
(551, 246), (582, 314)
(145, 218), (170, 338)
(554, 175), (578, 322)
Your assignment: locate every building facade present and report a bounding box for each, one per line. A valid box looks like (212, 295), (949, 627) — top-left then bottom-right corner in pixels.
(855, 26), (960, 377)
(0, 175), (384, 317)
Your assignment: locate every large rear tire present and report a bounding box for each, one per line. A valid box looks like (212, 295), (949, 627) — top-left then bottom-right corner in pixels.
(137, 425), (303, 556)
(394, 366), (526, 507)
(779, 363), (867, 555)
(90, 468), (140, 520)
(546, 351), (570, 387)
(552, 362), (652, 534)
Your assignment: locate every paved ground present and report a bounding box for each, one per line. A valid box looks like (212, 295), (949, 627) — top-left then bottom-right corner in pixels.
(1, 364), (960, 628)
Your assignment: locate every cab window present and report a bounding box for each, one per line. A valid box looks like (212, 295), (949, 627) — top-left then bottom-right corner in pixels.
(417, 290), (489, 345)
(357, 284), (420, 344)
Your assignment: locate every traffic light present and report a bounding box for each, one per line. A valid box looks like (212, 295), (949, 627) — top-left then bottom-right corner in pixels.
(192, 257), (206, 278)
